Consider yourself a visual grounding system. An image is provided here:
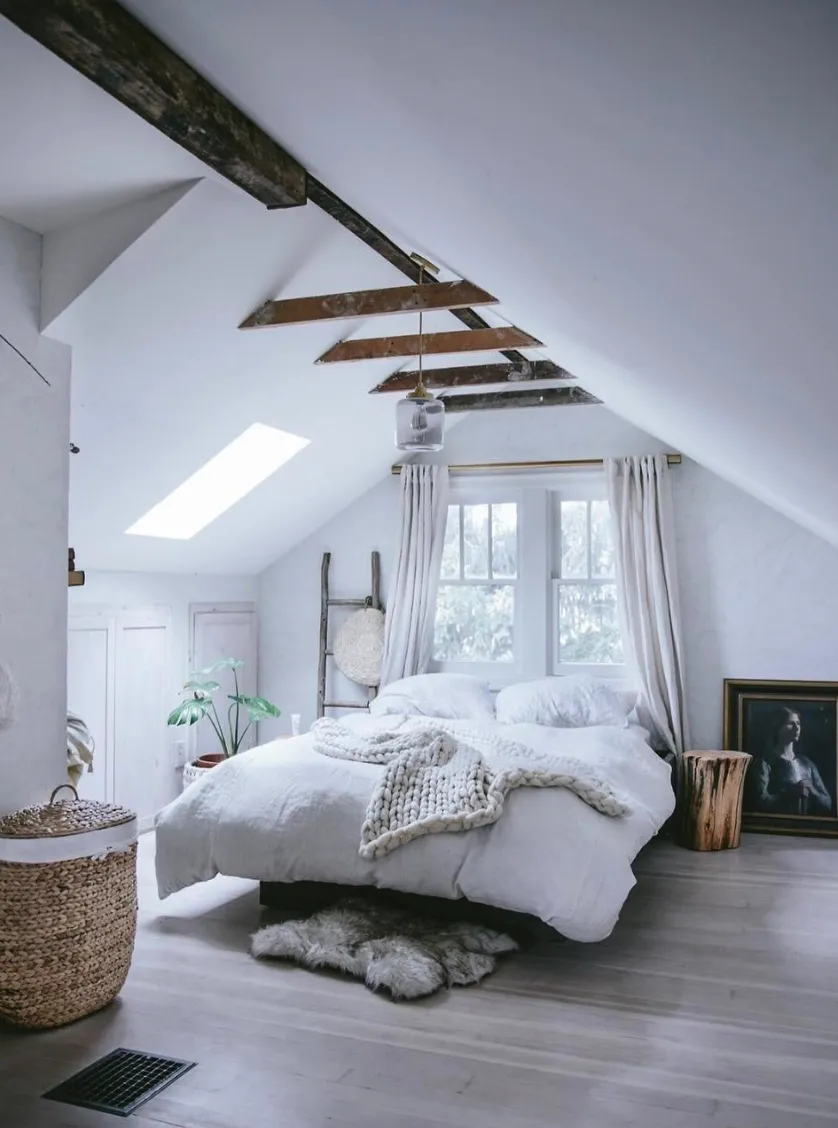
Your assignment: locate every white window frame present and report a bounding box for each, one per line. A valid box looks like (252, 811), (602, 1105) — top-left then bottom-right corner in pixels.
(430, 470), (630, 686)
(550, 475), (627, 679)
(432, 483), (525, 684)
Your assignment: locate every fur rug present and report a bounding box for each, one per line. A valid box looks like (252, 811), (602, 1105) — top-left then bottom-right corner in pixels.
(251, 899), (518, 1000)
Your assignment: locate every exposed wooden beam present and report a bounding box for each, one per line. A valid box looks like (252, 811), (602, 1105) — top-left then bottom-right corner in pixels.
(307, 177), (531, 365)
(438, 387), (601, 413)
(316, 327), (542, 365)
(240, 281), (498, 330)
(369, 359), (571, 394)
(0, 0), (307, 208)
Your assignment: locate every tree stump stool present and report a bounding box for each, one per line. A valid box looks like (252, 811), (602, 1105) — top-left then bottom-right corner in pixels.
(677, 750), (752, 851)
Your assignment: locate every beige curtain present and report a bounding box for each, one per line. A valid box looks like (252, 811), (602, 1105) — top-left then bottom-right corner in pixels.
(606, 455), (689, 754)
(381, 465), (449, 685)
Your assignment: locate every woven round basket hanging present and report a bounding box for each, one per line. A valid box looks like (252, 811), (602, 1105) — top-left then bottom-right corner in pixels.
(333, 607), (385, 688)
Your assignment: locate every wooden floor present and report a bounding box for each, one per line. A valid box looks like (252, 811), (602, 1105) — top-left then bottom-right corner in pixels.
(2, 833), (838, 1127)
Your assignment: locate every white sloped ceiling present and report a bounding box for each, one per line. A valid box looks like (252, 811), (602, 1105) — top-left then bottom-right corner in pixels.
(122, 0), (838, 546)
(2, 0), (837, 572)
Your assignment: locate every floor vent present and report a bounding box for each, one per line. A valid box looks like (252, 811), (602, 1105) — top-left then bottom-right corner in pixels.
(44, 1048), (196, 1117)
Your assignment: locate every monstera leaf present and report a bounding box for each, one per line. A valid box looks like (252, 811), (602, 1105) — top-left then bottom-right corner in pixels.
(229, 694), (282, 722)
(182, 680), (221, 696)
(67, 712), (94, 785)
(167, 697), (213, 727)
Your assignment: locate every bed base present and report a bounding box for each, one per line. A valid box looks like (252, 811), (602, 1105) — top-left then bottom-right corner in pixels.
(259, 881), (560, 942)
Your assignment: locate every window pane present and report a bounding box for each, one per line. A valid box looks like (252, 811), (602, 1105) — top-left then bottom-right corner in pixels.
(560, 500), (588, 578)
(462, 504), (489, 579)
(490, 503), (517, 579)
(557, 583), (623, 664)
(440, 505), (461, 579)
(590, 500), (616, 578)
(434, 584), (514, 663)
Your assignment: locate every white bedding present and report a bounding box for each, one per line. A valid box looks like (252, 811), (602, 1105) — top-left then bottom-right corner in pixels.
(155, 716), (675, 942)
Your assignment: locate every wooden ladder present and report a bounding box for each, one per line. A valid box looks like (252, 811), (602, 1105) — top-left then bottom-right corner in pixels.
(316, 551), (382, 718)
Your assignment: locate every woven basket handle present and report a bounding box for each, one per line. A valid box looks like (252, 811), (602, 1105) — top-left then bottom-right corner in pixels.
(49, 784), (80, 804)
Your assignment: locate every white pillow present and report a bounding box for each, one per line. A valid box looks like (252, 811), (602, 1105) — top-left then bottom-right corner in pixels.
(369, 673), (495, 721)
(496, 675), (632, 728)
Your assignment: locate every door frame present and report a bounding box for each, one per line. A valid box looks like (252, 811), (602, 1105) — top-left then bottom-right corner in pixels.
(188, 602), (258, 755)
(67, 611), (117, 804)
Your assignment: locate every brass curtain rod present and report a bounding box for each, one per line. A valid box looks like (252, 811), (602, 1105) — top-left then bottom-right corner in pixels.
(390, 454), (682, 475)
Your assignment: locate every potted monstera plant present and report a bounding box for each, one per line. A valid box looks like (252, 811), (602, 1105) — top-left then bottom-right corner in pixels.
(167, 658), (280, 784)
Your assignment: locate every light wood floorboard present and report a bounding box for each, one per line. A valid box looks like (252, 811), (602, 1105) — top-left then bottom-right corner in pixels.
(1, 832), (837, 1126)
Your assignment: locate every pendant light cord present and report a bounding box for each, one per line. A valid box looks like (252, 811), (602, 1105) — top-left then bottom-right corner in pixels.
(0, 330), (51, 387)
(416, 263), (425, 395)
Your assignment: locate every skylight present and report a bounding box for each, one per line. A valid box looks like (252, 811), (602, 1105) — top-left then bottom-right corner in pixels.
(126, 424), (309, 540)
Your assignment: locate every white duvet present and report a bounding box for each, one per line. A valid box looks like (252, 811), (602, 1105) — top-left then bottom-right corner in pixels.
(155, 716), (675, 942)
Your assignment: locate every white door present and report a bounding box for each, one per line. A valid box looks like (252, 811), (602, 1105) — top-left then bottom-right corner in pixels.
(67, 613), (116, 803)
(190, 605), (258, 754)
(113, 609), (173, 825)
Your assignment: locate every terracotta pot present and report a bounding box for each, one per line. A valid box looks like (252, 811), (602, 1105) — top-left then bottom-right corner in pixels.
(195, 753), (225, 769)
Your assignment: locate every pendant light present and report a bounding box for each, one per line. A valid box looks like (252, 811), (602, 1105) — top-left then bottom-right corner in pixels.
(395, 255), (445, 452)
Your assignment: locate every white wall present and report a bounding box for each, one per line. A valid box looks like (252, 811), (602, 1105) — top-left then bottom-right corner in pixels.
(258, 404), (838, 751)
(258, 480), (397, 741)
(0, 217), (72, 815)
(674, 463), (838, 750)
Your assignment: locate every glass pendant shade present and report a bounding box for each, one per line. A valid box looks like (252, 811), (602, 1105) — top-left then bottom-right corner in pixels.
(395, 391), (445, 451)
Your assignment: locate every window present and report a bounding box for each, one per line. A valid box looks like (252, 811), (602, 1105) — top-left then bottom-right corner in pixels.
(553, 498), (623, 670)
(430, 475), (626, 683)
(433, 502), (518, 664)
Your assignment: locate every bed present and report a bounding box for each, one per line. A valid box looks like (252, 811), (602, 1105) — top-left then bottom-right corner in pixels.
(155, 707), (675, 943)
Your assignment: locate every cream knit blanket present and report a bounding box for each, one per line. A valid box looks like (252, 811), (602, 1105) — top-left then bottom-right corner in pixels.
(311, 718), (631, 859)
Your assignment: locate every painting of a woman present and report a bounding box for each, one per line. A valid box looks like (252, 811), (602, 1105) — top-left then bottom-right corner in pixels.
(725, 681), (838, 837)
(747, 706), (833, 816)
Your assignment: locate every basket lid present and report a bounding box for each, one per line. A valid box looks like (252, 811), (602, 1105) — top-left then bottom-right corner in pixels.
(0, 785), (135, 839)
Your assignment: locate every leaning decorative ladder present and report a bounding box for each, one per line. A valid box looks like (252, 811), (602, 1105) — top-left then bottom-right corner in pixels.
(316, 551), (382, 719)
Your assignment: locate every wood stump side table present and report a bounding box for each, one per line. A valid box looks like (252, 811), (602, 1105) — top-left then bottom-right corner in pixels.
(676, 750), (752, 851)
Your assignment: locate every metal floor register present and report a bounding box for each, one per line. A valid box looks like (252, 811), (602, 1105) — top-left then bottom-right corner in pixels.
(43, 1047), (196, 1117)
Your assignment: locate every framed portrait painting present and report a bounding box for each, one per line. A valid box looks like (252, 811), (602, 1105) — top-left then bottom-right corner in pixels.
(723, 679), (838, 838)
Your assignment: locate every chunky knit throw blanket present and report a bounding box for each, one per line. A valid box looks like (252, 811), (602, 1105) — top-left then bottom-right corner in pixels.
(311, 718), (631, 859)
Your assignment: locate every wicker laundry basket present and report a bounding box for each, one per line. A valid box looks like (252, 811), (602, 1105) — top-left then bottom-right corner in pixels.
(0, 784), (138, 1030)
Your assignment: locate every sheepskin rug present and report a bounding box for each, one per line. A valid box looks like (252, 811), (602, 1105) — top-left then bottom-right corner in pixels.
(251, 899), (518, 1000)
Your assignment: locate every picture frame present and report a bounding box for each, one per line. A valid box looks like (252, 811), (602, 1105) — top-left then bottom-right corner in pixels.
(723, 679), (838, 838)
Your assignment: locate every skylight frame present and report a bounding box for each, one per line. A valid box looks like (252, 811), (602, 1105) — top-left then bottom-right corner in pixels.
(125, 423), (309, 540)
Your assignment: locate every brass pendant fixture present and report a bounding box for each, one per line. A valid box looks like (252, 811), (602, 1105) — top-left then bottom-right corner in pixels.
(395, 254), (445, 452)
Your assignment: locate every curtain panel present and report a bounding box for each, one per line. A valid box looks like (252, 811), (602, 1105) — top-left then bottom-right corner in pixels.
(606, 454), (689, 755)
(380, 465), (449, 686)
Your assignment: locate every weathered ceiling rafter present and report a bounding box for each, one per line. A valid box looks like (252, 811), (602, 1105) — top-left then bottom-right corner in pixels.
(0, 0), (307, 208)
(5, 0), (583, 396)
(305, 180), (538, 368)
(239, 281), (498, 330)
(369, 360), (572, 394)
(438, 387), (601, 413)
(316, 327), (542, 365)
